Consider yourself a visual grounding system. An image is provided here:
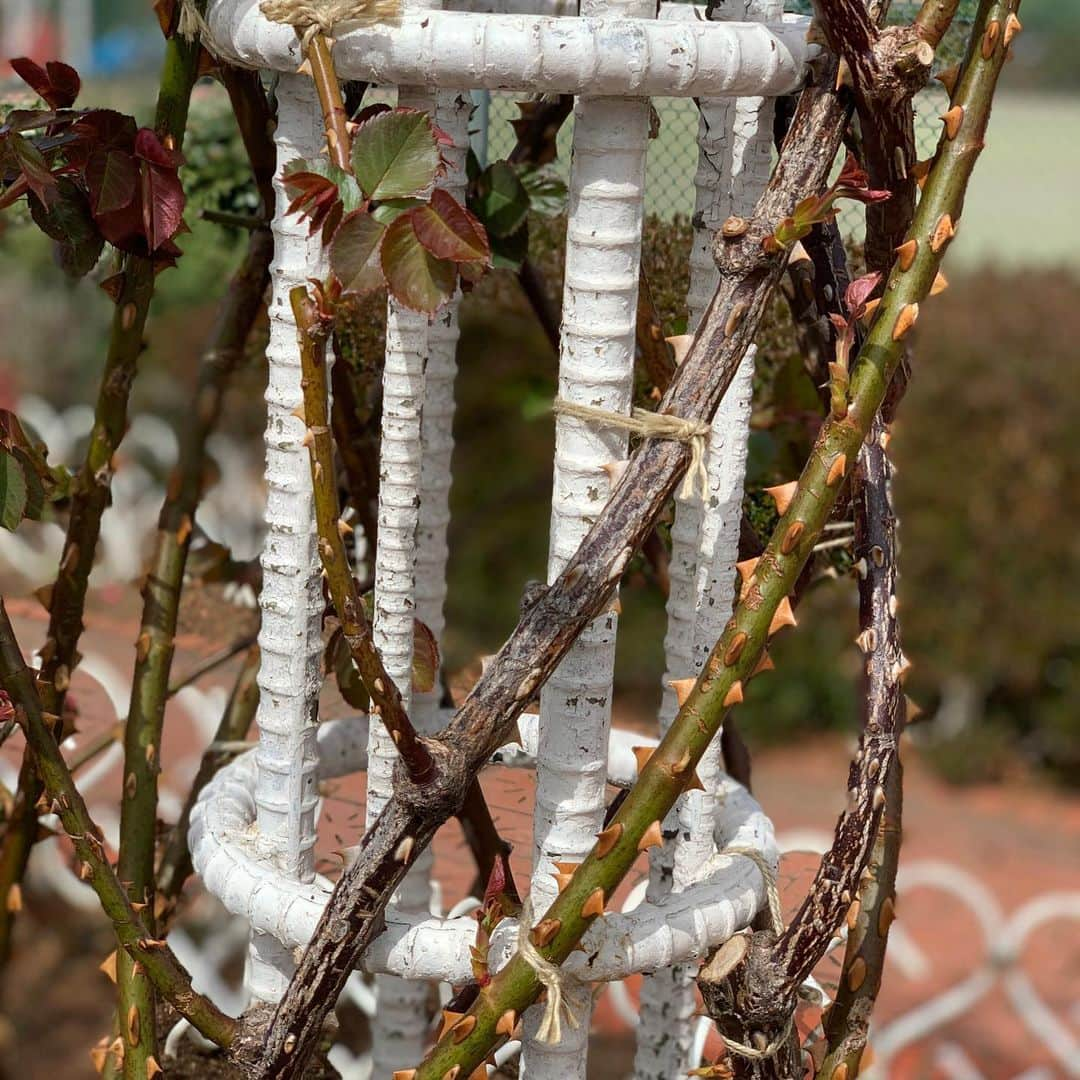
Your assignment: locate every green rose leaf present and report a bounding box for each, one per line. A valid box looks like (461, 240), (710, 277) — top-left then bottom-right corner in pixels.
(330, 210), (387, 296)
(0, 451), (28, 532)
(352, 108), (441, 201)
(472, 160), (529, 238)
(28, 178), (105, 278)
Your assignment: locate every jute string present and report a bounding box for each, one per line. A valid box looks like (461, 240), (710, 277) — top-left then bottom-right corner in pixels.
(260, 0), (402, 47)
(516, 899), (589, 1044)
(551, 398), (710, 500)
(177, 0), (213, 41)
(715, 845), (794, 1063)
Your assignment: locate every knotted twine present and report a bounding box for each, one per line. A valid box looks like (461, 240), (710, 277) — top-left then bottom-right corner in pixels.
(516, 899), (591, 1044)
(259, 0), (401, 48)
(714, 845), (795, 1063)
(180, 0), (399, 49)
(551, 399), (710, 500)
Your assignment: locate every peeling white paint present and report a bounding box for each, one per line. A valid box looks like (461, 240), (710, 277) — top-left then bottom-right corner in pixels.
(205, 0), (814, 97)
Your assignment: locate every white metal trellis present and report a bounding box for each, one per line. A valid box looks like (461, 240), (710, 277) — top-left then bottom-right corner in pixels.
(192, 0), (815, 1074)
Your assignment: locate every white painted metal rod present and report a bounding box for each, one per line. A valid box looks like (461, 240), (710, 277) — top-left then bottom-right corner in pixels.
(246, 73), (328, 1005)
(206, 2), (814, 97)
(189, 753), (776, 983)
(317, 709), (656, 787)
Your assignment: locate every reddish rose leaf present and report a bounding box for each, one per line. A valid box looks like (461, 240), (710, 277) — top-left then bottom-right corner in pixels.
(845, 271), (883, 317)
(134, 127), (182, 169)
(835, 152), (891, 204)
(6, 131), (57, 205)
(10, 57), (80, 109)
(410, 188), (490, 264)
(86, 148), (137, 216)
(140, 160), (185, 252)
(380, 212), (456, 313)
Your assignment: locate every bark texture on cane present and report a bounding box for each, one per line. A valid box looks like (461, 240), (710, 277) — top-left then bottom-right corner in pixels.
(416, 2), (1014, 1074)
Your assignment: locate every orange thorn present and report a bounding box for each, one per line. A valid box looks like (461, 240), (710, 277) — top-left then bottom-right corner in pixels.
(892, 303), (920, 342)
(552, 861), (580, 893)
(595, 822), (623, 858)
(941, 105), (964, 140)
(99, 951), (117, 983)
(981, 19), (1001, 59)
(735, 557), (760, 586)
(931, 213), (956, 253)
(631, 745), (655, 774)
(826, 453), (848, 487)
(764, 480), (798, 516)
(451, 1015), (477, 1044)
(930, 271), (949, 296)
(1003, 13), (1022, 47)
(495, 1009), (518, 1037)
(438, 1010), (465, 1038)
(637, 820), (664, 851)
(666, 334), (694, 365)
(768, 596), (797, 636)
(600, 460), (629, 487)
(581, 887), (606, 919)
(669, 677), (697, 708)
(752, 652), (775, 677)
(723, 681), (744, 707)
(895, 238), (918, 271)
(530, 918), (561, 948)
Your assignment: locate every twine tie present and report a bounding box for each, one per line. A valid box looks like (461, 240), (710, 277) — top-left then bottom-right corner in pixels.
(552, 398), (710, 500)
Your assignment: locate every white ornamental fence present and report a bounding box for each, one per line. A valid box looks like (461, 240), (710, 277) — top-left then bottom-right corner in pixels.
(194, 0), (815, 1076)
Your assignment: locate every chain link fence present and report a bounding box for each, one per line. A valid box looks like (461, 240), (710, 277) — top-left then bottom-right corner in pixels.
(483, 87), (950, 236)
(476, 0), (973, 239)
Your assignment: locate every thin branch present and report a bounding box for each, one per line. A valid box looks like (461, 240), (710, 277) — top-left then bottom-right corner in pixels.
(0, 10), (209, 971)
(166, 633), (259, 698)
(914, 0), (962, 47)
(0, 600), (237, 1051)
(293, 287), (435, 784)
(817, 419), (905, 1078)
(458, 780), (521, 907)
(113, 223), (273, 1074)
(329, 299), (382, 552)
(516, 257), (561, 355)
(636, 266), (678, 395)
(306, 34), (352, 172)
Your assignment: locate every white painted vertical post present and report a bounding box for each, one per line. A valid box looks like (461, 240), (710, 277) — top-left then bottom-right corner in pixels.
(634, 2), (780, 1075)
(524, 0), (652, 1074)
(247, 74), (328, 1005)
(366, 99), (432, 1077)
(366, 74), (472, 1075)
